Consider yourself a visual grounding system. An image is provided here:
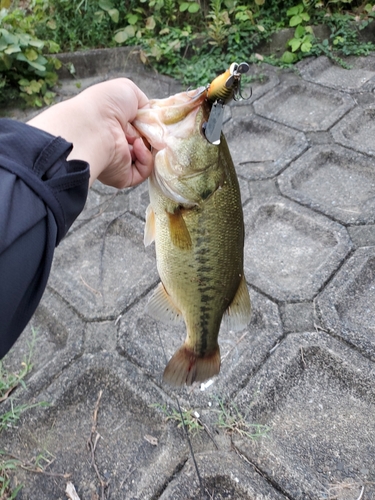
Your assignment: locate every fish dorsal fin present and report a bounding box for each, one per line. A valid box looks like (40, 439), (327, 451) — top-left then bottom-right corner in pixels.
(144, 204), (156, 247)
(146, 282), (183, 324)
(166, 208), (192, 250)
(223, 274), (251, 332)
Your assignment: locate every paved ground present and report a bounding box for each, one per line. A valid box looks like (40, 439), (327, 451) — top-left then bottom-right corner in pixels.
(2, 48), (375, 499)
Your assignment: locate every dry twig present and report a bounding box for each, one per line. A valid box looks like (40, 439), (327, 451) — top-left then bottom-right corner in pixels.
(87, 390), (108, 500)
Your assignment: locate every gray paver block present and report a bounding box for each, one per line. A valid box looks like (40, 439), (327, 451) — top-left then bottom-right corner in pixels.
(243, 197), (352, 301)
(279, 302), (316, 333)
(49, 212), (158, 320)
(254, 80), (354, 131)
(128, 181), (150, 220)
(69, 186), (130, 235)
(234, 331), (375, 500)
(299, 55), (375, 92)
(316, 247), (375, 361)
(348, 224), (375, 248)
(2, 353), (186, 499)
(332, 104), (375, 156)
(2, 289), (84, 394)
(223, 114), (307, 180)
(278, 144), (375, 224)
(118, 286), (283, 404)
(159, 451), (288, 499)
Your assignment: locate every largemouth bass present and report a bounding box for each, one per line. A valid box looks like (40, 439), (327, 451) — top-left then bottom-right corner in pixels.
(133, 77), (251, 386)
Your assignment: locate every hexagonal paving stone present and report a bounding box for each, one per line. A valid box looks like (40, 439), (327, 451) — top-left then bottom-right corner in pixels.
(332, 104), (375, 156)
(159, 451), (288, 499)
(1, 353), (186, 499)
(235, 332), (375, 500)
(223, 114), (307, 180)
(278, 145), (375, 224)
(254, 80), (354, 132)
(118, 286), (283, 404)
(48, 212), (158, 320)
(69, 186), (129, 235)
(3, 289), (84, 394)
(299, 55), (375, 92)
(316, 247), (375, 361)
(243, 197), (352, 301)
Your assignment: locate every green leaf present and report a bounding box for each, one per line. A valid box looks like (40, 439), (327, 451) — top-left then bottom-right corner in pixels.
(301, 40), (312, 52)
(287, 5), (302, 16)
(108, 8), (119, 23)
(4, 44), (21, 54)
(127, 14), (138, 25)
(28, 39), (45, 49)
(294, 24), (305, 38)
(179, 2), (189, 12)
(114, 25), (135, 43)
(27, 60), (47, 72)
(282, 50), (297, 64)
(288, 38), (302, 51)
(98, 0), (114, 11)
(25, 47), (39, 61)
(188, 2), (200, 13)
(289, 14), (302, 27)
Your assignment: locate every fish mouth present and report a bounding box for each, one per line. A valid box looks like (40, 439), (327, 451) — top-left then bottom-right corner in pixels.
(133, 86), (207, 151)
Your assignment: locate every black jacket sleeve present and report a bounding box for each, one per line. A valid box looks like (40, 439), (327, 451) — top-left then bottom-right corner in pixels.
(0, 118), (90, 358)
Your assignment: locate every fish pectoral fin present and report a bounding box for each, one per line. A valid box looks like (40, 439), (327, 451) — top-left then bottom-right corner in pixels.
(146, 282), (183, 324)
(223, 274), (251, 332)
(163, 345), (221, 387)
(166, 208), (192, 250)
(144, 204), (156, 247)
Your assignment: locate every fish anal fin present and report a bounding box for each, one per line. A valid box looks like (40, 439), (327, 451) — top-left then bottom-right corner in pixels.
(146, 282), (182, 324)
(166, 208), (192, 250)
(144, 204), (156, 247)
(163, 344), (221, 386)
(224, 274), (251, 332)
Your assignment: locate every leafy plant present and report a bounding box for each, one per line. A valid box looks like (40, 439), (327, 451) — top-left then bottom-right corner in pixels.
(282, 3), (314, 63)
(0, 6), (61, 108)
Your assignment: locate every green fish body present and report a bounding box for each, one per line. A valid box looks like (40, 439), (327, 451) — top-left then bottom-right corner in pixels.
(134, 88), (251, 386)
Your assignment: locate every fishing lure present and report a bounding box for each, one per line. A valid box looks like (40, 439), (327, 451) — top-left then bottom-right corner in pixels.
(204, 61), (250, 145)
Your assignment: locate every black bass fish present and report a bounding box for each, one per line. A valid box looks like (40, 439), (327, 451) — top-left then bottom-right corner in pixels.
(133, 74), (251, 386)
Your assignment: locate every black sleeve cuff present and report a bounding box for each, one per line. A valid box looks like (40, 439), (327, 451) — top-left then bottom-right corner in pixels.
(0, 118), (90, 247)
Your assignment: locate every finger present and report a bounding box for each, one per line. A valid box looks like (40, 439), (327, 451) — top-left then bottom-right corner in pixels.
(130, 137), (154, 185)
(125, 122), (141, 144)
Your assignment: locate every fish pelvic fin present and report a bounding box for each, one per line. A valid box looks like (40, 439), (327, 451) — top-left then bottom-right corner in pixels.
(166, 208), (192, 250)
(163, 345), (221, 387)
(144, 204), (156, 247)
(223, 273), (251, 332)
(146, 282), (183, 324)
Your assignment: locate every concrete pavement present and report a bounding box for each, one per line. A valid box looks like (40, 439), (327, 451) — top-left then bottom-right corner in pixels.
(2, 48), (375, 499)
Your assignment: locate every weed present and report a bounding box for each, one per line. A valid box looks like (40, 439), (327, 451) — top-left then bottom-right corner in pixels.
(150, 403), (204, 436)
(215, 398), (270, 440)
(0, 328), (49, 498)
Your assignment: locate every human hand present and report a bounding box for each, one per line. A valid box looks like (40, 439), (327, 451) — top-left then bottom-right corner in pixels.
(27, 78), (153, 189)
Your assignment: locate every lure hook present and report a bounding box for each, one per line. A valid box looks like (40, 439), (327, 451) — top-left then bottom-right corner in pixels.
(204, 61), (250, 145)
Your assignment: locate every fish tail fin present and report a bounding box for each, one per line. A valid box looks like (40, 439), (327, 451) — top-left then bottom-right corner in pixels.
(163, 345), (221, 387)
